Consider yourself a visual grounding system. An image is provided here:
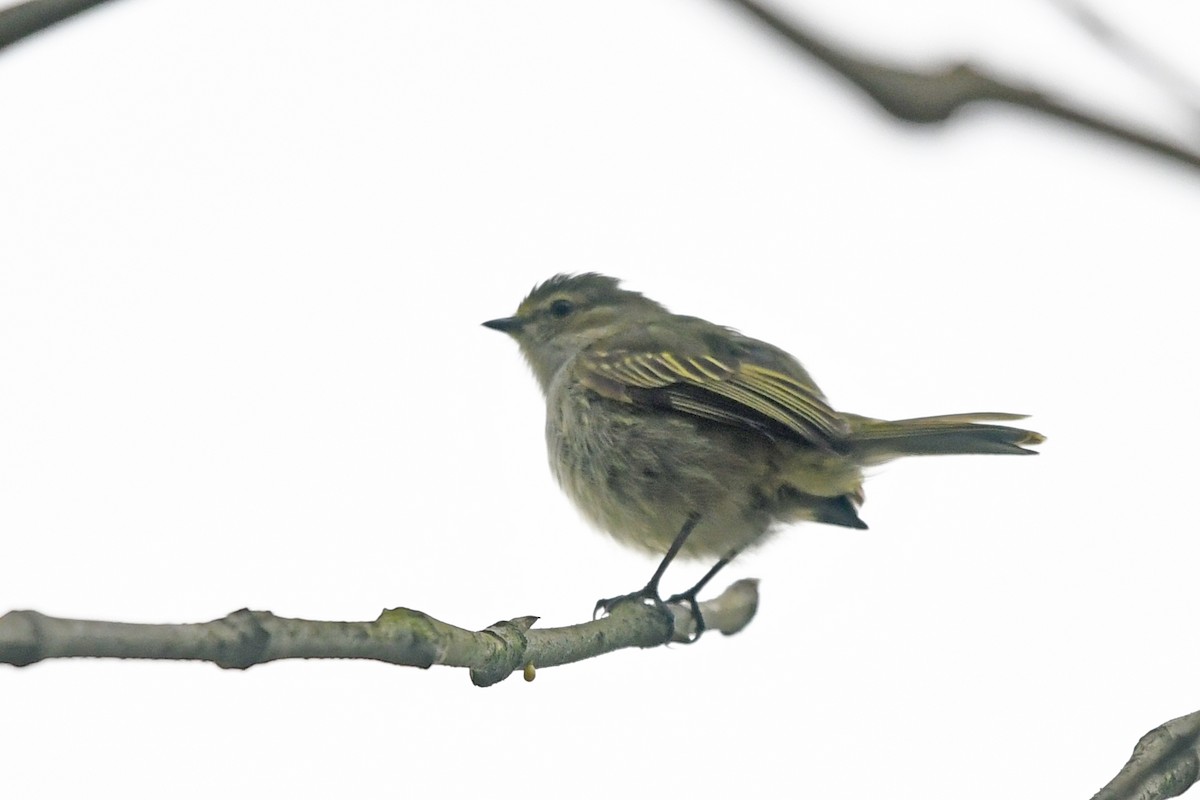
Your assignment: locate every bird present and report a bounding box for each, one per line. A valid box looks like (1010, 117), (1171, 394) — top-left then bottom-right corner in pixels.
(484, 273), (1042, 629)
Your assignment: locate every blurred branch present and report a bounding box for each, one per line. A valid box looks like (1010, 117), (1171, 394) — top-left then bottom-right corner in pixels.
(5, 0), (1200, 173)
(0, 0), (119, 52)
(723, 0), (1200, 173)
(1091, 710), (1200, 800)
(1047, 0), (1200, 125)
(0, 578), (759, 687)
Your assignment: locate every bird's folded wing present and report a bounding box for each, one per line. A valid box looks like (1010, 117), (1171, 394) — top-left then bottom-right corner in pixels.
(575, 323), (848, 452)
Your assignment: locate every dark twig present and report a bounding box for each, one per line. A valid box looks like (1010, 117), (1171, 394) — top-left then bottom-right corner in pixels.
(1046, 0), (1200, 124)
(723, 0), (1200, 172)
(6, 0), (1200, 172)
(0, 0), (121, 52)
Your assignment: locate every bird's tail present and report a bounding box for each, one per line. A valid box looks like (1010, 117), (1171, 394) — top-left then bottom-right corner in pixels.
(846, 412), (1044, 464)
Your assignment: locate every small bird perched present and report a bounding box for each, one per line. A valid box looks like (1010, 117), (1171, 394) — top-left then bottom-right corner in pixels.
(484, 273), (1042, 625)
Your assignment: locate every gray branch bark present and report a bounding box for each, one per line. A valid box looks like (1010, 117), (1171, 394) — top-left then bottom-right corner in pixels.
(0, 578), (759, 687)
(1091, 711), (1200, 800)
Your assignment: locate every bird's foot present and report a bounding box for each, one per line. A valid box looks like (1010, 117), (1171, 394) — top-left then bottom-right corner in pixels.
(592, 584), (707, 644)
(664, 588), (706, 644)
(593, 585), (667, 621)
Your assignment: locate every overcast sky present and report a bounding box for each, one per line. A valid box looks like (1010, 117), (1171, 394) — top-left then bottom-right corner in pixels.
(3, 2), (1200, 798)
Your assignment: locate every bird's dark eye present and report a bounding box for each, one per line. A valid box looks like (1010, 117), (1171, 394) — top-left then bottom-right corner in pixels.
(549, 299), (575, 318)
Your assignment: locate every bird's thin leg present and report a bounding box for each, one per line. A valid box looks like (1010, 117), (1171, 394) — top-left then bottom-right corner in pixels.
(669, 548), (739, 606)
(642, 511), (701, 598)
(593, 512), (700, 619)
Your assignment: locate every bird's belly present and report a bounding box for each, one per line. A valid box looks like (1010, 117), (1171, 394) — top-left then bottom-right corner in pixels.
(545, 391), (780, 559)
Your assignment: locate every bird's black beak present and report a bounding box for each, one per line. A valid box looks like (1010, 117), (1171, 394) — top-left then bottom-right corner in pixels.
(482, 316), (524, 334)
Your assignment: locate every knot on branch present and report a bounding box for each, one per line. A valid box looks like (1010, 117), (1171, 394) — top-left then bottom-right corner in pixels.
(213, 608), (270, 670)
(471, 616), (538, 688)
(0, 610), (45, 667)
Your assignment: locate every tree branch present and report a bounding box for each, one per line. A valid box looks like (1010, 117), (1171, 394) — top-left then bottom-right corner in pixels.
(0, 0), (120, 52)
(5, 0), (1199, 172)
(1091, 710), (1200, 800)
(1047, 0), (1200, 124)
(0, 578), (760, 686)
(722, 0), (1200, 172)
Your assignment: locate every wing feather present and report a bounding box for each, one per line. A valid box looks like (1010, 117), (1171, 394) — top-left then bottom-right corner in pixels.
(575, 323), (849, 451)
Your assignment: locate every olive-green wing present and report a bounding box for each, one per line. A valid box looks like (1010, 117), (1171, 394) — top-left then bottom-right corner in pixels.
(575, 320), (848, 452)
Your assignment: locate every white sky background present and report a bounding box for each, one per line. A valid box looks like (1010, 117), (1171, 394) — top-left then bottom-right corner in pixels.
(2, 1), (1199, 797)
